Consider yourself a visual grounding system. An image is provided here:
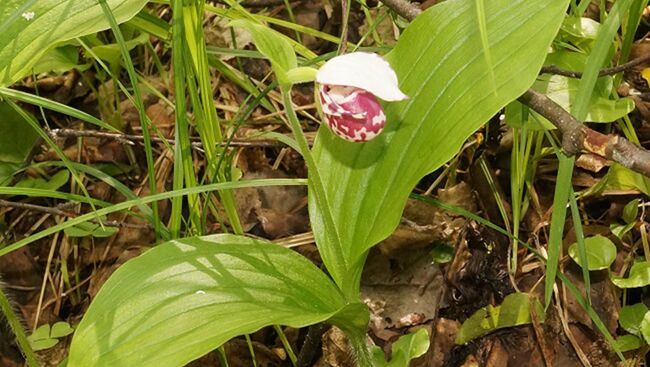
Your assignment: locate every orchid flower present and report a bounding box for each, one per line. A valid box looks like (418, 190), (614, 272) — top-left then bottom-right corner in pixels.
(316, 52), (408, 142)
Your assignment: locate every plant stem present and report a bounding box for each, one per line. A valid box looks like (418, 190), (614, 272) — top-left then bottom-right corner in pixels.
(0, 285), (40, 367)
(274, 325), (297, 366)
(280, 86), (348, 294)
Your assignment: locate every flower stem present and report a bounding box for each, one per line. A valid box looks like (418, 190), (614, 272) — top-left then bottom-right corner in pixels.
(280, 86), (347, 291)
(281, 86), (372, 366)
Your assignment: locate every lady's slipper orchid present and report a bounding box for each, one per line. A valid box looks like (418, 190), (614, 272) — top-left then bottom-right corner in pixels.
(316, 52), (408, 142)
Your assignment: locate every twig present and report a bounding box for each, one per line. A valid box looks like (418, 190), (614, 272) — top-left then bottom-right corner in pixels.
(0, 200), (152, 230)
(540, 52), (650, 78)
(339, 0), (350, 55)
(48, 128), (289, 148)
(519, 89), (650, 177)
(380, 0), (421, 21)
(379, 0), (650, 178)
(0, 199), (76, 217)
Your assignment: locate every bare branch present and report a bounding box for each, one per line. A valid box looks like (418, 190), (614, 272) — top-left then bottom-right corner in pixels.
(519, 89), (650, 177)
(540, 52), (650, 78)
(48, 128), (290, 149)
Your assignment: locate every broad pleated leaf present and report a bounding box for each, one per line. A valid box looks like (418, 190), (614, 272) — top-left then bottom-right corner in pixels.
(68, 234), (367, 367)
(0, 0), (148, 86)
(309, 0), (570, 290)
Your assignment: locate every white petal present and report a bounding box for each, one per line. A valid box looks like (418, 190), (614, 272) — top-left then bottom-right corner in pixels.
(316, 52), (408, 102)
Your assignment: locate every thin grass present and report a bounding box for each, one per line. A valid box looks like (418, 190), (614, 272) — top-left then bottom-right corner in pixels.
(573, 0), (635, 120)
(543, 0), (636, 313)
(0, 88), (118, 132)
(544, 153), (574, 308)
(574, 0), (591, 17)
(30, 161), (167, 237)
(4, 99), (99, 217)
(569, 188), (592, 305)
(97, 0), (162, 238)
(509, 119), (540, 274)
(182, 0), (243, 235)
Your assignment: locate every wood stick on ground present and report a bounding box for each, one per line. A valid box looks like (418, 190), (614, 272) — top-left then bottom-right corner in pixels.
(519, 89), (650, 177)
(379, 0), (650, 178)
(539, 52), (650, 79)
(0, 199), (152, 230)
(48, 128), (288, 148)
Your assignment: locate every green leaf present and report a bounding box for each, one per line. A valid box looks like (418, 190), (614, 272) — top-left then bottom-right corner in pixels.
(229, 19), (296, 81)
(642, 311), (650, 345)
(540, 52), (633, 123)
(15, 170), (70, 191)
(613, 334), (644, 352)
(29, 324), (51, 341)
(0, 162), (19, 185)
(380, 328), (430, 367)
(89, 32), (149, 67)
(530, 73), (633, 123)
(32, 44), (91, 75)
(456, 292), (545, 344)
(285, 66), (318, 84)
(50, 321), (74, 338)
(610, 222), (635, 239)
(28, 324), (61, 351)
(309, 0), (570, 292)
(568, 235), (617, 271)
(561, 16), (600, 41)
(68, 234), (367, 367)
(509, 51), (635, 129)
(0, 0), (148, 86)
(611, 261), (650, 288)
(572, 0), (635, 121)
(430, 243), (454, 264)
(0, 101), (39, 163)
(30, 338), (59, 351)
(604, 164), (650, 196)
(623, 198), (640, 224)
(620, 303), (649, 336)
(64, 221), (119, 238)
(372, 329), (429, 367)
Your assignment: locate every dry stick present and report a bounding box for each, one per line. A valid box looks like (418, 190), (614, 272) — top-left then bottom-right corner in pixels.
(0, 200), (152, 229)
(379, 0), (650, 178)
(540, 51), (650, 78)
(48, 128), (288, 148)
(339, 0), (350, 55)
(0, 199), (76, 217)
(380, 0), (422, 20)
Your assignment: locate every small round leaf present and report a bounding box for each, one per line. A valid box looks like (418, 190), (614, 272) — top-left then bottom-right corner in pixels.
(620, 303), (648, 336)
(641, 311), (650, 345)
(611, 261), (650, 288)
(613, 334), (643, 353)
(568, 235), (617, 271)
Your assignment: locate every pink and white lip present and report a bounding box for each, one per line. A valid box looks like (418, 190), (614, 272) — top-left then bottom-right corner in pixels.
(315, 52), (408, 142)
